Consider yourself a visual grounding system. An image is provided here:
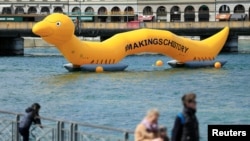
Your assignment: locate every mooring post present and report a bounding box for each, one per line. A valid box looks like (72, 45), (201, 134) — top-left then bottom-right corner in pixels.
(70, 123), (79, 141)
(124, 132), (129, 141)
(15, 114), (20, 141)
(57, 121), (65, 141)
(222, 34), (238, 52)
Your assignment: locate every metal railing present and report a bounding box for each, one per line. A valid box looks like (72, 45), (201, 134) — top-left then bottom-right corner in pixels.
(0, 21), (249, 30)
(0, 110), (134, 141)
(81, 21), (250, 29)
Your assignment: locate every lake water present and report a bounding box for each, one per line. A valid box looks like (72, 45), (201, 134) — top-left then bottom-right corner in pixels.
(0, 40), (250, 140)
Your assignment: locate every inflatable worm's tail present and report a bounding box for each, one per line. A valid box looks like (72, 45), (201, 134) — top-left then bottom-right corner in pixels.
(201, 26), (229, 58)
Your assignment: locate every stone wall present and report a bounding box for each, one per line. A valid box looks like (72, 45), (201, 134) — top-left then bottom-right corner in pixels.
(23, 37), (100, 48)
(23, 37), (54, 48)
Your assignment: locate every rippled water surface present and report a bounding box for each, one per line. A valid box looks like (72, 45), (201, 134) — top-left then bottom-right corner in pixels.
(0, 40), (250, 140)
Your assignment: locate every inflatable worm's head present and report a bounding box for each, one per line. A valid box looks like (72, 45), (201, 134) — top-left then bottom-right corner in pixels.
(32, 13), (75, 46)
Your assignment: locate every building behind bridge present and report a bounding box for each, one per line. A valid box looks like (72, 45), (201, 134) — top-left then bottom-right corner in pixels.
(0, 0), (249, 22)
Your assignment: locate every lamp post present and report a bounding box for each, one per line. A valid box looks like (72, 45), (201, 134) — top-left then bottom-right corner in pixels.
(80, 0), (81, 17)
(126, 0), (128, 22)
(67, 0), (69, 15)
(215, 0), (216, 21)
(78, 0), (82, 35)
(137, 0), (139, 21)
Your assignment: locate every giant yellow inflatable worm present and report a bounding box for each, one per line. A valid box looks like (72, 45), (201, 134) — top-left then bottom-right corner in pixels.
(32, 13), (229, 70)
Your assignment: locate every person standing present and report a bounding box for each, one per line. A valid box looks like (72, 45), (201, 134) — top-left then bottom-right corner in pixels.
(135, 108), (163, 141)
(171, 93), (199, 141)
(18, 103), (43, 141)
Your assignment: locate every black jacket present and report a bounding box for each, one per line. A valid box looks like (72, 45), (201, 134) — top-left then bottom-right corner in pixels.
(19, 107), (41, 130)
(171, 108), (199, 141)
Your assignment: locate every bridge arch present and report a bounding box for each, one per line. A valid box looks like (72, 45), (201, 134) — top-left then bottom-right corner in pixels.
(157, 6), (166, 16)
(198, 5), (209, 21)
(53, 7), (63, 13)
(111, 6), (121, 22)
(124, 6), (134, 22)
(170, 6), (181, 22)
(143, 6), (153, 15)
(98, 7), (108, 22)
(111, 6), (120, 14)
(41, 7), (50, 14)
(156, 6), (167, 21)
(124, 6), (134, 14)
(15, 6), (24, 14)
(217, 5), (230, 21)
(98, 7), (107, 15)
(234, 4), (245, 13)
(85, 7), (94, 15)
(140, 6), (154, 21)
(184, 5), (195, 22)
(2, 7), (12, 14)
(28, 7), (37, 14)
(230, 4), (247, 21)
(219, 5), (230, 13)
(72, 7), (81, 15)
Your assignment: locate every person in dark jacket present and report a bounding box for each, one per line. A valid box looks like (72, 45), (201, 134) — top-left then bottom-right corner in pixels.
(18, 103), (43, 141)
(171, 93), (199, 141)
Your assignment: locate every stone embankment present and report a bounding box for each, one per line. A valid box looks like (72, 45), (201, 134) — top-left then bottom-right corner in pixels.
(23, 37), (100, 48)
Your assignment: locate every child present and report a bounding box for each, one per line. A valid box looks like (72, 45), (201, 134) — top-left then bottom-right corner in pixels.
(18, 103), (43, 141)
(159, 126), (169, 141)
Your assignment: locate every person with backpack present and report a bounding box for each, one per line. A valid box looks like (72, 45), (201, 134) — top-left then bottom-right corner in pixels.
(171, 93), (199, 141)
(18, 103), (43, 141)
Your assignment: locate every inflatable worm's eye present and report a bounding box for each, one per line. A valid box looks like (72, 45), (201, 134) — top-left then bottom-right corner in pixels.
(56, 22), (61, 26)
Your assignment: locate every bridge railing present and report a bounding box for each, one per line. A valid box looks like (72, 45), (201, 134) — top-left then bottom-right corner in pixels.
(0, 21), (250, 31)
(0, 22), (36, 30)
(0, 110), (134, 141)
(81, 21), (250, 29)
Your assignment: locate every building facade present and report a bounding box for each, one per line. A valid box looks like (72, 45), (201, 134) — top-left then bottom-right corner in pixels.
(0, 0), (249, 22)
